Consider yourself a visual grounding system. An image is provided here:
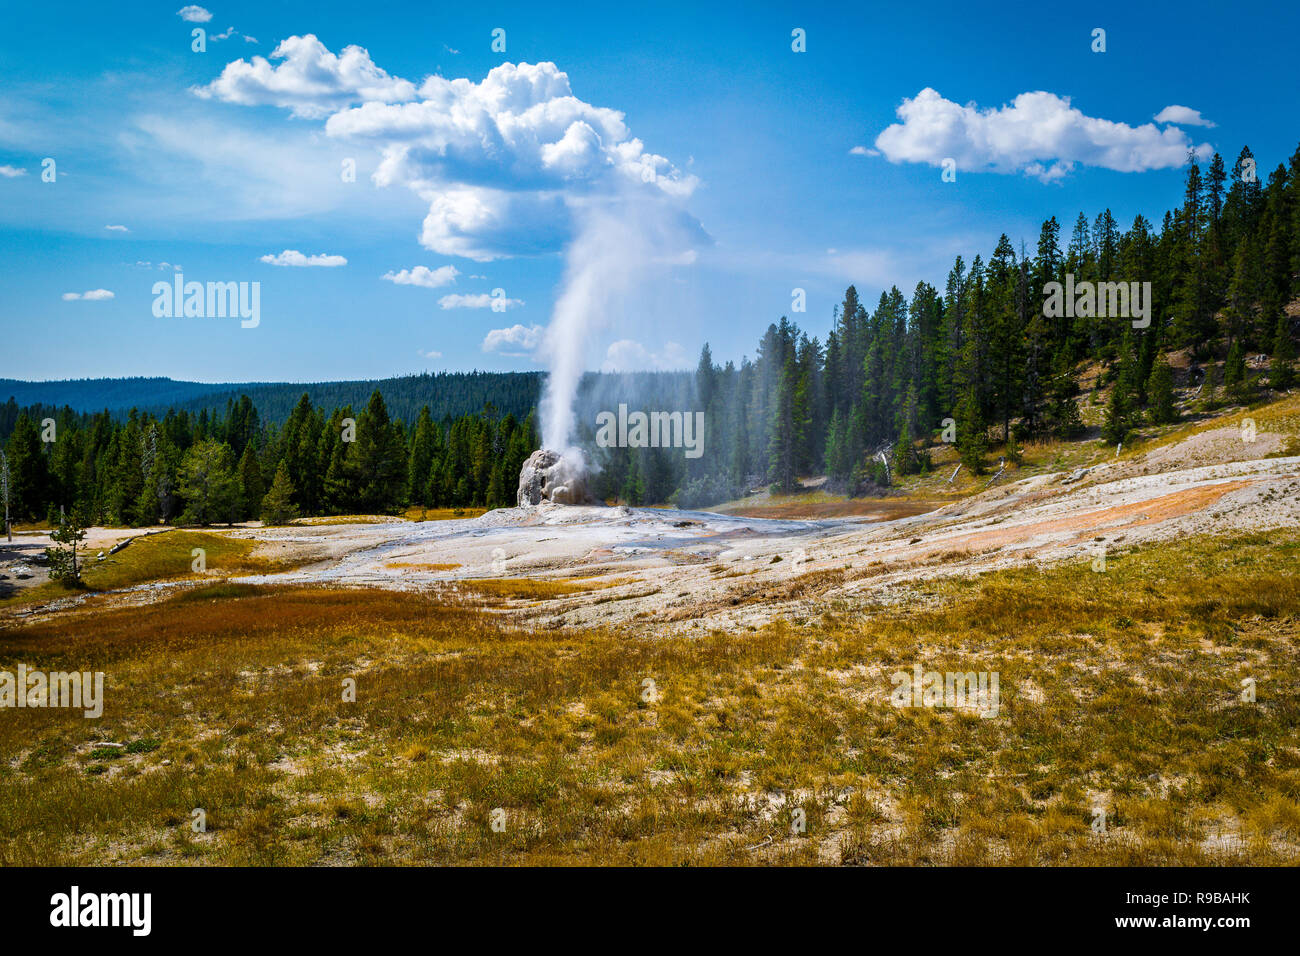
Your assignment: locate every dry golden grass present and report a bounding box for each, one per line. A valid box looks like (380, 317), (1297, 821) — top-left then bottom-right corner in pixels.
(1112, 390), (1300, 462)
(293, 515), (409, 526)
(1, 530), (1297, 866)
(881, 388), (1300, 500)
(82, 530), (291, 589)
(1, 530), (297, 610)
(717, 496), (944, 521)
(401, 507), (493, 522)
(453, 577), (629, 603)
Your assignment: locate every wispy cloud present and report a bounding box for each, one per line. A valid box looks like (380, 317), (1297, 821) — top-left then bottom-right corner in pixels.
(439, 292), (523, 310)
(128, 112), (401, 223)
(105, 224), (129, 232)
(382, 265), (459, 288)
(1154, 104), (1216, 128)
(0, 165), (27, 178)
(259, 249), (347, 267)
(210, 25), (258, 45)
(62, 289), (115, 301)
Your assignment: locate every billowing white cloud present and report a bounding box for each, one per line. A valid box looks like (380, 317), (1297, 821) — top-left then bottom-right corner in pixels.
(381, 264), (459, 288)
(439, 292), (523, 310)
(482, 323), (543, 353)
(177, 5), (211, 23)
(1154, 104), (1216, 128)
(62, 289), (115, 301)
(599, 339), (689, 372)
(874, 88), (1213, 181)
(198, 40), (701, 260)
(0, 164), (26, 178)
(417, 188), (571, 261)
(259, 249), (347, 267)
(196, 34), (417, 119)
(321, 60), (699, 259)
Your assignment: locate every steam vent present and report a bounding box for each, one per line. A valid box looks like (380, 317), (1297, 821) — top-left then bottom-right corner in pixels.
(517, 449), (595, 507)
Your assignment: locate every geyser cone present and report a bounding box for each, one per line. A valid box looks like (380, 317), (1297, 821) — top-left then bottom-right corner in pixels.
(517, 449), (596, 507)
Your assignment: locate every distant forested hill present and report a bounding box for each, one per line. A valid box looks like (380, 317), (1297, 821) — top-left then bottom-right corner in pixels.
(0, 377), (236, 414)
(0, 372), (544, 425)
(0, 368), (701, 525)
(153, 372), (545, 425)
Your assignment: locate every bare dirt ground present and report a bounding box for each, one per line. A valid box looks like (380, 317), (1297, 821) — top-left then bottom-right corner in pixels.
(0, 526), (174, 593)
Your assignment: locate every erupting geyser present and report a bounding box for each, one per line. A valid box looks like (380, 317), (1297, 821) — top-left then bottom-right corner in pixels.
(517, 448), (595, 507)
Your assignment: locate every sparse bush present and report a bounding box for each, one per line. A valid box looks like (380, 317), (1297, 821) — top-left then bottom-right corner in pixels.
(45, 512), (86, 587)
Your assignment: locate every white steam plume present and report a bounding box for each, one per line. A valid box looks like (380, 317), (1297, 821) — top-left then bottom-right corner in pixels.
(538, 196), (701, 455)
(195, 42), (707, 455)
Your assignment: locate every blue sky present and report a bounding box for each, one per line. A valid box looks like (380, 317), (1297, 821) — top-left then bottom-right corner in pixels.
(2, 0), (1297, 383)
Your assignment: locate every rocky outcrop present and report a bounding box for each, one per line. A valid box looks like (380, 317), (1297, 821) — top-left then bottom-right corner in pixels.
(517, 449), (595, 507)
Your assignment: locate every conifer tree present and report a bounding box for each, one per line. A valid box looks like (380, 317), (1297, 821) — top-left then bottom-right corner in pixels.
(955, 383), (986, 473)
(406, 406), (436, 507)
(1271, 315), (1296, 391)
(1101, 337), (1137, 445)
(179, 440), (238, 526)
(352, 391), (406, 513)
(824, 407), (846, 479)
(767, 351), (799, 491)
(261, 461), (299, 525)
(1224, 339), (1251, 402)
(45, 510), (86, 586)
(891, 417), (917, 477)
(1101, 380), (1131, 446)
(237, 443), (263, 521)
(620, 450), (644, 505)
(4, 414), (49, 521)
(1147, 354), (1178, 424)
(1046, 353), (1084, 439)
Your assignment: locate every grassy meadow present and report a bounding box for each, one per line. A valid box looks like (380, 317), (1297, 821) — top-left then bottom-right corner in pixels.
(1, 529), (1297, 865)
(1, 530), (295, 610)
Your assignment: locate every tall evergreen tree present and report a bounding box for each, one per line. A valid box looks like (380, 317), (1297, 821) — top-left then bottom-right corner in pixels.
(237, 443), (264, 521)
(1271, 314), (1296, 390)
(1147, 354), (1178, 425)
(261, 461), (299, 525)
